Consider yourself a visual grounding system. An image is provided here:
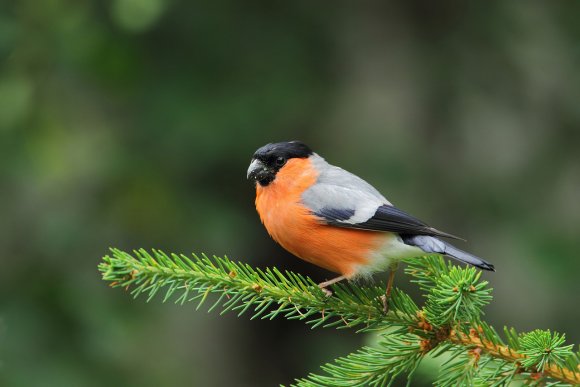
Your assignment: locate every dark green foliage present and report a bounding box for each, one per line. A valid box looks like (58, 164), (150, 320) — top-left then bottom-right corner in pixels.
(99, 250), (580, 386)
(293, 334), (423, 387)
(434, 349), (479, 387)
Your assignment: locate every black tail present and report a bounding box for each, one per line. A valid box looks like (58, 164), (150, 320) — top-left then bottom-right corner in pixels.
(402, 235), (495, 271)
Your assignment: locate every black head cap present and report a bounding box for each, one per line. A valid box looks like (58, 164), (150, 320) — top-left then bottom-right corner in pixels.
(252, 141), (313, 162)
(248, 141), (313, 186)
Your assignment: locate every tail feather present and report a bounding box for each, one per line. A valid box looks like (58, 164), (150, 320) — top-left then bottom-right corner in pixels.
(402, 235), (495, 271)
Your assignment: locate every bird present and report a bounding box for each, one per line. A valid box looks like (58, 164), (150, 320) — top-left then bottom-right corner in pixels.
(247, 141), (494, 311)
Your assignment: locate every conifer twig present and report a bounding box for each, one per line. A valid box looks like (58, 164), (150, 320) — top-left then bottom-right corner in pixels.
(448, 329), (580, 385)
(98, 248), (580, 386)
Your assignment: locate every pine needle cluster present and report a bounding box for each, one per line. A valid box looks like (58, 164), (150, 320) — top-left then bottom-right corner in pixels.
(98, 249), (580, 386)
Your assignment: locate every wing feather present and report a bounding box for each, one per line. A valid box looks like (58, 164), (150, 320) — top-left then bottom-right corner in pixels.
(333, 204), (464, 240)
(301, 155), (463, 240)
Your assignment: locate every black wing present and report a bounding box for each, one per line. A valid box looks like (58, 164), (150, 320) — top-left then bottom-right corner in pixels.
(315, 204), (464, 240)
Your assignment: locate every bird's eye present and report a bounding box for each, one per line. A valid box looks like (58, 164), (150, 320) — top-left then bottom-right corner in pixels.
(275, 156), (286, 167)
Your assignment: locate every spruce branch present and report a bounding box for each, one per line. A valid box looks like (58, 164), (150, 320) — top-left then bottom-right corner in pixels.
(292, 333), (423, 387)
(99, 249), (580, 386)
(98, 248), (416, 331)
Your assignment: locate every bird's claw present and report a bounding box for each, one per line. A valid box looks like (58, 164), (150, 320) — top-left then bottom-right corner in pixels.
(380, 295), (389, 314)
(319, 286), (333, 297)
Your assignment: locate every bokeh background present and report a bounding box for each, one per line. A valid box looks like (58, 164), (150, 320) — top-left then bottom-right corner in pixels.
(1, 1), (580, 386)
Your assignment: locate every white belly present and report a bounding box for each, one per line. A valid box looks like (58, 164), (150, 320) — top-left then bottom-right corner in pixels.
(351, 235), (424, 278)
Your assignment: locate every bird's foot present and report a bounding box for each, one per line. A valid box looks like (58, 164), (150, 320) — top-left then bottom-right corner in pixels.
(317, 275), (347, 298)
(380, 295), (389, 314)
(318, 285), (333, 297)
(381, 264), (398, 314)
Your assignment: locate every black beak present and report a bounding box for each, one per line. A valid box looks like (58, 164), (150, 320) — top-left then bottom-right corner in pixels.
(247, 159), (269, 181)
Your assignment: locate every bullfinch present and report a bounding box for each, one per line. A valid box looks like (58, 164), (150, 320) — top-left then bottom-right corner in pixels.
(247, 141), (494, 309)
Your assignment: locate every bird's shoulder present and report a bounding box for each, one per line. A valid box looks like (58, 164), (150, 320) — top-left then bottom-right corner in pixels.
(304, 155), (390, 205)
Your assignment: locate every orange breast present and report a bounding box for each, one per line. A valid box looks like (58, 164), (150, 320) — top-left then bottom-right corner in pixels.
(255, 158), (384, 277)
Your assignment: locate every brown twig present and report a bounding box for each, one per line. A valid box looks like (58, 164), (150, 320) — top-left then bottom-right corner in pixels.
(448, 328), (580, 385)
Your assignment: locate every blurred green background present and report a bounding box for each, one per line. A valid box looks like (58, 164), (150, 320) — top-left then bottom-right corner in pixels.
(1, 1), (579, 386)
